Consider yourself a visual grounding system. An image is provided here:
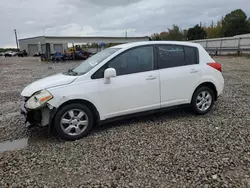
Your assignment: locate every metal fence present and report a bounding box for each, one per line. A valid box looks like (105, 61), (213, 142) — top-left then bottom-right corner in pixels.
(192, 35), (250, 55)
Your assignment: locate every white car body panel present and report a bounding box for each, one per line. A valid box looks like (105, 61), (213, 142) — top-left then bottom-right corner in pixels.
(47, 70), (160, 120)
(21, 41), (224, 122)
(159, 64), (202, 107)
(96, 70), (160, 119)
(21, 73), (77, 96)
(47, 79), (100, 112)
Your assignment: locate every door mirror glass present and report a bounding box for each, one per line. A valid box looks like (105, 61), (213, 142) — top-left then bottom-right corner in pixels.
(104, 68), (116, 79)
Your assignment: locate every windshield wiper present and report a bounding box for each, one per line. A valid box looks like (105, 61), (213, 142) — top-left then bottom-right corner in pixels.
(66, 69), (78, 76)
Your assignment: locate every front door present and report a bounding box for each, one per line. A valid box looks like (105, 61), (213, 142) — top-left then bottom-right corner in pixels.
(94, 45), (161, 119)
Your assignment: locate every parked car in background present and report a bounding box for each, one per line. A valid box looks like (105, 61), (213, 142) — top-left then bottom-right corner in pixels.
(74, 51), (85, 60)
(89, 52), (97, 57)
(17, 50), (28, 57)
(4, 51), (13, 57)
(21, 41), (224, 141)
(1, 50), (26, 57)
(12, 52), (18, 56)
(4, 51), (19, 57)
(51, 52), (65, 61)
(63, 53), (73, 61)
(40, 50), (92, 62)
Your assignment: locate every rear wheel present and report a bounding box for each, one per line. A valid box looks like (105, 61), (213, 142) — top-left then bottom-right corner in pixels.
(54, 103), (94, 141)
(191, 86), (215, 115)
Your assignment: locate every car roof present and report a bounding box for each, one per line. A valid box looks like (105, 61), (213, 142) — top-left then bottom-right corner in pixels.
(111, 41), (201, 50)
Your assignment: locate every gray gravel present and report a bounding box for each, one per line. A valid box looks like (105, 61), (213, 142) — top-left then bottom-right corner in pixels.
(0, 56), (250, 187)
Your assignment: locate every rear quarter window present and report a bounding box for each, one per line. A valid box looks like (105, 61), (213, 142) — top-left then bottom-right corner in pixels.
(184, 46), (199, 65)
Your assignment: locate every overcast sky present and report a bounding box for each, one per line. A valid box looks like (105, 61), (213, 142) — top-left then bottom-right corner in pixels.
(0, 0), (249, 47)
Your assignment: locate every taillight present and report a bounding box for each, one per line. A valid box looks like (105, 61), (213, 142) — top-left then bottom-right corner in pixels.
(207, 62), (222, 72)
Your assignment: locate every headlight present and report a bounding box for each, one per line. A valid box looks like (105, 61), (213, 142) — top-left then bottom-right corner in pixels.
(25, 90), (53, 109)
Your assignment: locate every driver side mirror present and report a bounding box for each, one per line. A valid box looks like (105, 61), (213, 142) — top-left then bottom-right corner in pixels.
(104, 68), (116, 84)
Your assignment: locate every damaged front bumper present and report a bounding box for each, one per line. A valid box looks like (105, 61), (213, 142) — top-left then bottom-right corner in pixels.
(20, 100), (56, 128)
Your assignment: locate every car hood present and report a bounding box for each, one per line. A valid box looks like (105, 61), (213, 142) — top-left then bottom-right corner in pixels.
(21, 73), (77, 97)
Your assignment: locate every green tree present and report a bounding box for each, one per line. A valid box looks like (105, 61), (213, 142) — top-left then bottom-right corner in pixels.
(151, 33), (162, 40)
(204, 21), (215, 38)
(187, 24), (207, 40)
(159, 32), (169, 40)
(248, 18), (250, 32)
(182, 29), (188, 40)
(214, 18), (223, 38)
(222, 9), (249, 37)
(204, 18), (223, 38)
(0, 48), (18, 53)
(151, 25), (185, 41)
(166, 25), (184, 41)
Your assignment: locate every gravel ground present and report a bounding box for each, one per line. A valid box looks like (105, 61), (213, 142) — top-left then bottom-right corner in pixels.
(0, 56), (250, 187)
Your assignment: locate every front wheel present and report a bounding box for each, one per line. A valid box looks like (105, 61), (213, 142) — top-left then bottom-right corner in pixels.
(54, 103), (94, 141)
(191, 86), (215, 115)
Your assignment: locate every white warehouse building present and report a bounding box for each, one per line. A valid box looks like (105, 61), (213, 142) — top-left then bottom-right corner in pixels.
(18, 36), (150, 55)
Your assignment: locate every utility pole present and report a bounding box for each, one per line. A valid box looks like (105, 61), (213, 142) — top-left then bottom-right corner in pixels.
(14, 29), (19, 51)
(72, 43), (75, 60)
(125, 31), (127, 38)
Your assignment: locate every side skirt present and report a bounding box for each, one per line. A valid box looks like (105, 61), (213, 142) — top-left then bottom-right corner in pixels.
(99, 104), (190, 125)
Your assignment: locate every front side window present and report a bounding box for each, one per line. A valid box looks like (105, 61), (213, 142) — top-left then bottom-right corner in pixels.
(72, 48), (120, 75)
(157, 45), (185, 69)
(108, 46), (154, 76)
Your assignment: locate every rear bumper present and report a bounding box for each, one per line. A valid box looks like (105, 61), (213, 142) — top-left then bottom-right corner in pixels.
(217, 81), (224, 97)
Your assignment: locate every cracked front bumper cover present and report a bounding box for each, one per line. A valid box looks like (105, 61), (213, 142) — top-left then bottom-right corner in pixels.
(21, 100), (56, 129)
(21, 102), (32, 128)
(21, 102), (27, 114)
(21, 102), (45, 128)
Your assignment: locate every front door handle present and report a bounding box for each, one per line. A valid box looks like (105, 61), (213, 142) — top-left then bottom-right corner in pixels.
(190, 69), (198, 73)
(146, 76), (156, 80)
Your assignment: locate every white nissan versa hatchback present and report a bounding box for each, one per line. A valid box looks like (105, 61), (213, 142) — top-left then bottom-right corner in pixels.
(21, 41), (224, 140)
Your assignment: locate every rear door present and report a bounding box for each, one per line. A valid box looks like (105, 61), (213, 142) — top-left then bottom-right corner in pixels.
(157, 45), (201, 107)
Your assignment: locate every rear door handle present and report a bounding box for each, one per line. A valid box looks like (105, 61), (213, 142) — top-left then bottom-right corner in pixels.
(190, 69), (198, 73)
(146, 76), (156, 80)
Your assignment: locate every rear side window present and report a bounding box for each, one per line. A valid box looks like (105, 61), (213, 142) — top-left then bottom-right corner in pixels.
(157, 45), (199, 69)
(184, 46), (199, 65)
(157, 45), (185, 69)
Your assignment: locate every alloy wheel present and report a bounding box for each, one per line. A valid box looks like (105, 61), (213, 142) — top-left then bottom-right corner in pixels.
(60, 109), (89, 136)
(196, 91), (212, 112)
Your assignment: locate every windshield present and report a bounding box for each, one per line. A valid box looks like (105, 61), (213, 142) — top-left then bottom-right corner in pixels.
(72, 48), (120, 75)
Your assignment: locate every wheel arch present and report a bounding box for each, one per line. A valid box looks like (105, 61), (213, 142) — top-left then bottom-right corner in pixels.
(192, 82), (218, 101)
(50, 99), (100, 129)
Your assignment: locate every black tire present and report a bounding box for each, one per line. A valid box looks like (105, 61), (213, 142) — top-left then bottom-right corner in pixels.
(54, 103), (94, 141)
(191, 86), (215, 115)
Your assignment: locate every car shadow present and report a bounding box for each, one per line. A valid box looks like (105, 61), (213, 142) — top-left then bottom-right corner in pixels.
(24, 106), (196, 143)
(93, 106), (195, 134)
